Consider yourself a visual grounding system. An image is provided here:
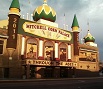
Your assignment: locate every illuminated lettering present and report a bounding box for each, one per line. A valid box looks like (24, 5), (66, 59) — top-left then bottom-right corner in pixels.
(48, 27), (57, 32)
(13, 18), (17, 23)
(26, 24), (46, 30)
(26, 24), (30, 28)
(23, 22), (72, 41)
(13, 23), (16, 28)
(11, 18), (17, 40)
(65, 62), (73, 66)
(12, 34), (15, 39)
(27, 60), (77, 67)
(13, 29), (16, 33)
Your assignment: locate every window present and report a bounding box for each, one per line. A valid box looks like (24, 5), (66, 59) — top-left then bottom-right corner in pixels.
(59, 43), (67, 61)
(0, 40), (4, 54)
(44, 41), (54, 61)
(26, 38), (38, 59)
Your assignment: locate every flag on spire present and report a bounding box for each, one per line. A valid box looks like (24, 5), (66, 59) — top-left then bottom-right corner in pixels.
(87, 22), (90, 31)
(44, 0), (47, 4)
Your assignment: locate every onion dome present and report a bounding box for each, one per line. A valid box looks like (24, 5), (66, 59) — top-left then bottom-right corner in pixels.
(33, 0), (56, 22)
(84, 30), (95, 43)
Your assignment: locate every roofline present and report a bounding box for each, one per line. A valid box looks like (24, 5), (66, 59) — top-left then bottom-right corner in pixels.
(0, 35), (8, 38)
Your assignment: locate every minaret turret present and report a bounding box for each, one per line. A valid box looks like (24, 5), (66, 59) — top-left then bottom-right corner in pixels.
(71, 14), (79, 55)
(71, 14), (79, 32)
(84, 30), (95, 43)
(83, 23), (97, 47)
(6, 0), (20, 60)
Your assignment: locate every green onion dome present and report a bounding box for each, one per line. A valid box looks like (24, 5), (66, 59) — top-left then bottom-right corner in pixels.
(84, 30), (95, 43)
(33, 0), (56, 22)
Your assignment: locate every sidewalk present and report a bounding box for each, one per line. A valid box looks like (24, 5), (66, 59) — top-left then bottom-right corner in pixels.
(0, 78), (48, 83)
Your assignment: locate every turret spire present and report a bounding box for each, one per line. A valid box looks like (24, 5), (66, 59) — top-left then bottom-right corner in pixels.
(10, 0), (20, 10)
(71, 14), (79, 28)
(71, 14), (79, 32)
(9, 0), (20, 15)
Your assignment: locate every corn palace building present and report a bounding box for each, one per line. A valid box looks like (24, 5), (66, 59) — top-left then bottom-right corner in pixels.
(0, 0), (99, 79)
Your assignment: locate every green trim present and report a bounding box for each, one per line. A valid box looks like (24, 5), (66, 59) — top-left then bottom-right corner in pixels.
(71, 14), (79, 27)
(10, 0), (20, 10)
(33, 10), (56, 22)
(84, 37), (95, 43)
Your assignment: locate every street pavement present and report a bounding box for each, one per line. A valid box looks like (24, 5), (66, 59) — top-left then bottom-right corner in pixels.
(0, 77), (103, 89)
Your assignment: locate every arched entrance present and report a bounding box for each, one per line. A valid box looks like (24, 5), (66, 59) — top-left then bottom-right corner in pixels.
(44, 41), (54, 61)
(26, 38), (38, 59)
(59, 43), (68, 61)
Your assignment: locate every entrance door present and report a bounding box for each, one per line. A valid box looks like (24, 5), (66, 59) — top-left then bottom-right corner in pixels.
(44, 67), (54, 78)
(30, 66), (36, 78)
(4, 68), (9, 78)
(60, 67), (68, 78)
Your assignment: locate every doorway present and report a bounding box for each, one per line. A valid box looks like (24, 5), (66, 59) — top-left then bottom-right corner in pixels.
(4, 68), (9, 78)
(44, 67), (54, 78)
(60, 67), (68, 78)
(30, 66), (36, 78)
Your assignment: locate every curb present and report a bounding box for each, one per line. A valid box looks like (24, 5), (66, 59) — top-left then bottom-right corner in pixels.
(0, 77), (103, 83)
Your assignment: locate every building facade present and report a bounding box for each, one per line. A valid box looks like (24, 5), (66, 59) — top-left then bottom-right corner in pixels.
(0, 0), (99, 79)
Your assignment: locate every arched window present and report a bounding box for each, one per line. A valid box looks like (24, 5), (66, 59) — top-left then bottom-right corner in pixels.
(44, 41), (54, 61)
(59, 43), (67, 61)
(26, 38), (38, 59)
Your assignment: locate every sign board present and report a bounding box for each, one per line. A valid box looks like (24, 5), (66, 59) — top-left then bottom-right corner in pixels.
(24, 59), (77, 67)
(18, 18), (73, 43)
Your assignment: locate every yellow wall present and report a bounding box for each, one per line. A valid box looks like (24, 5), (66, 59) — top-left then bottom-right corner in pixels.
(0, 20), (8, 29)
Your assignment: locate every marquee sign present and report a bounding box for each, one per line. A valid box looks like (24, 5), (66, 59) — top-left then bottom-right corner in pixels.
(24, 59), (77, 67)
(18, 18), (73, 43)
